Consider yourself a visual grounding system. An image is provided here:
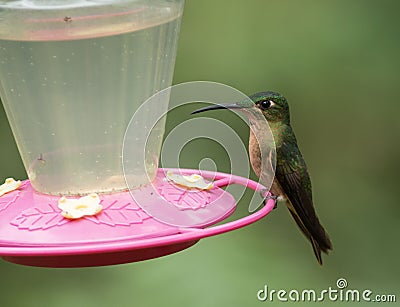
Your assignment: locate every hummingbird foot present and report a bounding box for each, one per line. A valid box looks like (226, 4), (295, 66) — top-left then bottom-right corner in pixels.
(267, 195), (279, 209)
(259, 189), (278, 209)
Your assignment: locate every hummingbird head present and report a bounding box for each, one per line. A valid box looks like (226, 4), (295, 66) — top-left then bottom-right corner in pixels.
(191, 90), (290, 124)
(249, 91), (290, 124)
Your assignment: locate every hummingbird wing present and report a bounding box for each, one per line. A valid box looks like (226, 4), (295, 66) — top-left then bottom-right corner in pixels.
(275, 141), (332, 264)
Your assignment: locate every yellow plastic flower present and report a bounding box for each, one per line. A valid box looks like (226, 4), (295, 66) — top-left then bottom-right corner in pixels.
(0, 178), (22, 197)
(58, 193), (102, 219)
(166, 171), (213, 190)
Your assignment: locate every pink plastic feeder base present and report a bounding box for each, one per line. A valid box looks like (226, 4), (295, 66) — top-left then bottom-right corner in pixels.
(2, 240), (199, 268)
(0, 168), (275, 267)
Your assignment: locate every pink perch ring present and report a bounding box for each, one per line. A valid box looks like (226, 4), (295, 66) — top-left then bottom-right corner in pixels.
(0, 168), (275, 267)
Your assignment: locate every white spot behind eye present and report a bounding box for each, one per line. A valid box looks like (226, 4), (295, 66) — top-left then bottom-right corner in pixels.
(269, 100), (276, 107)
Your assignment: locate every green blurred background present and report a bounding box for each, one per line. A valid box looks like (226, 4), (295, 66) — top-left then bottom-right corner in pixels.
(1, 0), (399, 306)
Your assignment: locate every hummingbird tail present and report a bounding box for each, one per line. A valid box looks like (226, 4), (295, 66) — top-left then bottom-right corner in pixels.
(287, 205), (332, 265)
(310, 237), (323, 265)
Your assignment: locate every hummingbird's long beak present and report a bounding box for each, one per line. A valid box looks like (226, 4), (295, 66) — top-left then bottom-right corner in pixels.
(191, 103), (243, 114)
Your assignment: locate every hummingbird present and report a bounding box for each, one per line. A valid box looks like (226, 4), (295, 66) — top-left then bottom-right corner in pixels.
(192, 91), (332, 265)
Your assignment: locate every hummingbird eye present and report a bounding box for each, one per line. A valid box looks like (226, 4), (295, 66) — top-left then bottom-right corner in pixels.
(259, 99), (274, 110)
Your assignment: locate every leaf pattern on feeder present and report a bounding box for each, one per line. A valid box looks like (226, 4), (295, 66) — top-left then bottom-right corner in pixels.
(0, 191), (20, 213)
(84, 199), (151, 226)
(10, 198), (151, 231)
(0, 181), (29, 213)
(10, 203), (69, 230)
(157, 182), (211, 211)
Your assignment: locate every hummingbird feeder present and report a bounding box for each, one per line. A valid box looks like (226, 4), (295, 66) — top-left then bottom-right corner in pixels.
(0, 0), (275, 267)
